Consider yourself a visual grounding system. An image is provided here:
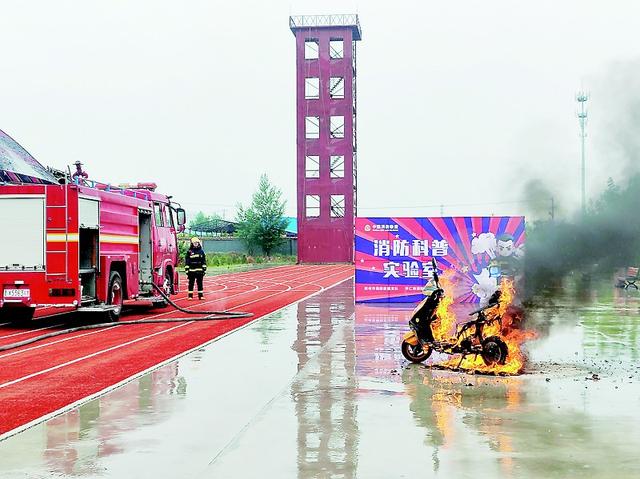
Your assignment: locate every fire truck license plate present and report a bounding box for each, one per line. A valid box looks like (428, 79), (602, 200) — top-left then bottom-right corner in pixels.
(3, 289), (30, 298)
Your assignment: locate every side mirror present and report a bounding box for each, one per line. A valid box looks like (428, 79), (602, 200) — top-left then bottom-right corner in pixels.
(176, 208), (186, 226)
(178, 224), (186, 233)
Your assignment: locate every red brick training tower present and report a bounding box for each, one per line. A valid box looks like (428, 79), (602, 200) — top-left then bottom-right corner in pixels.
(290, 15), (361, 263)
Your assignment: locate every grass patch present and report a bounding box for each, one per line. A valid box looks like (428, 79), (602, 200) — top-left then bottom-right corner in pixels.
(177, 252), (296, 275)
(204, 252), (295, 267)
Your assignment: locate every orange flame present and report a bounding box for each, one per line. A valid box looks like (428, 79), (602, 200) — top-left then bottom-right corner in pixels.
(437, 278), (537, 375)
(432, 271), (457, 342)
(497, 277), (515, 317)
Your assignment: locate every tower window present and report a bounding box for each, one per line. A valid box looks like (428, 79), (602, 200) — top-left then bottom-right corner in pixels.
(305, 39), (319, 60)
(329, 116), (344, 139)
(330, 156), (345, 178)
(306, 195), (320, 217)
(305, 155), (320, 178)
(305, 116), (320, 139)
(329, 77), (344, 99)
(305, 77), (319, 99)
(330, 195), (345, 217)
(329, 39), (344, 59)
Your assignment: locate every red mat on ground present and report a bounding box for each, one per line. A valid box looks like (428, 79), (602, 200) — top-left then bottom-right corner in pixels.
(0, 265), (353, 437)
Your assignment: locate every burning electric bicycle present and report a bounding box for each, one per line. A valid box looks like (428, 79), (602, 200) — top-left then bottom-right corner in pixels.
(401, 259), (509, 366)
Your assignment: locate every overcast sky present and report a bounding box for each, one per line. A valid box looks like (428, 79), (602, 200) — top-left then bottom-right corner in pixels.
(1, 0), (639, 221)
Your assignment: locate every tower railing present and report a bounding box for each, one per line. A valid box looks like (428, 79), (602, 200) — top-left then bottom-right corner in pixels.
(289, 14), (362, 40)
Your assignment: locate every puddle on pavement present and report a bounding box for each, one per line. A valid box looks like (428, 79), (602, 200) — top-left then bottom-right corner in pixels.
(0, 279), (639, 478)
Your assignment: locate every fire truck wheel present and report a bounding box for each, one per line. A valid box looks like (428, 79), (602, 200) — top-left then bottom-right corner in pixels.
(163, 270), (174, 296)
(106, 271), (124, 322)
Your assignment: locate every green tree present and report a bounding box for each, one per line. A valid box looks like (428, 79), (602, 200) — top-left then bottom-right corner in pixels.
(236, 174), (288, 256)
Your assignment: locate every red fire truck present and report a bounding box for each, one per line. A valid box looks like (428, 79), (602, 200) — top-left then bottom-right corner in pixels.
(0, 175), (186, 322)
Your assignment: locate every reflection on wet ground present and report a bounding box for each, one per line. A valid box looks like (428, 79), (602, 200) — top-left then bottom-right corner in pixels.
(1, 278), (639, 478)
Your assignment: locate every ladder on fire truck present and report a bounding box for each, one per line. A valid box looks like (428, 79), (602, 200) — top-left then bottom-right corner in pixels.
(45, 184), (70, 283)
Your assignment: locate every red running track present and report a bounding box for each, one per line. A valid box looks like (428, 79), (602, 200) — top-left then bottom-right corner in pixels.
(0, 264), (353, 438)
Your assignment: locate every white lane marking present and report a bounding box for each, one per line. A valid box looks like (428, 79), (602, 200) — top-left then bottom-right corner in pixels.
(0, 266), (348, 361)
(197, 264), (300, 282)
(164, 264), (304, 303)
(210, 266), (349, 313)
(0, 328), (115, 360)
(0, 273), (353, 442)
(590, 330), (629, 346)
(0, 265), (313, 350)
(192, 264), (301, 287)
(140, 264), (339, 320)
(0, 266), (351, 389)
(0, 265), (330, 348)
(0, 282), (262, 361)
(0, 267), (321, 359)
(0, 324), (65, 340)
(141, 266), (335, 320)
(0, 292), (274, 360)
(0, 323), (191, 390)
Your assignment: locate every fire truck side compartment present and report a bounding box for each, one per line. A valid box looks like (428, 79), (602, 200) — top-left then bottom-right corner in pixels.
(0, 196), (45, 271)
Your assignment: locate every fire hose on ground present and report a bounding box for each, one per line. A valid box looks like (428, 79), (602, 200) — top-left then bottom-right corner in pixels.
(0, 283), (253, 353)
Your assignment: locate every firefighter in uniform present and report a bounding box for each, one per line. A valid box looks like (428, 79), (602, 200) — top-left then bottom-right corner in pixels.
(185, 237), (207, 300)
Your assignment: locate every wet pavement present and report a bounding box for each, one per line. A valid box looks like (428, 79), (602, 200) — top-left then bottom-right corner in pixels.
(1, 278), (639, 478)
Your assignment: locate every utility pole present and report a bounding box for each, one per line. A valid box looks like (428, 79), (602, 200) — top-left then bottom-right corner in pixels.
(550, 196), (555, 221)
(576, 91), (589, 215)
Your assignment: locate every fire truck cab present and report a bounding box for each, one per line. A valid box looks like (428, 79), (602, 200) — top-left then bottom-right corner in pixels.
(0, 178), (186, 322)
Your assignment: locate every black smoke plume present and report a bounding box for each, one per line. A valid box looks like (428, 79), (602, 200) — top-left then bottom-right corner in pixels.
(525, 175), (640, 299)
(523, 60), (640, 301)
